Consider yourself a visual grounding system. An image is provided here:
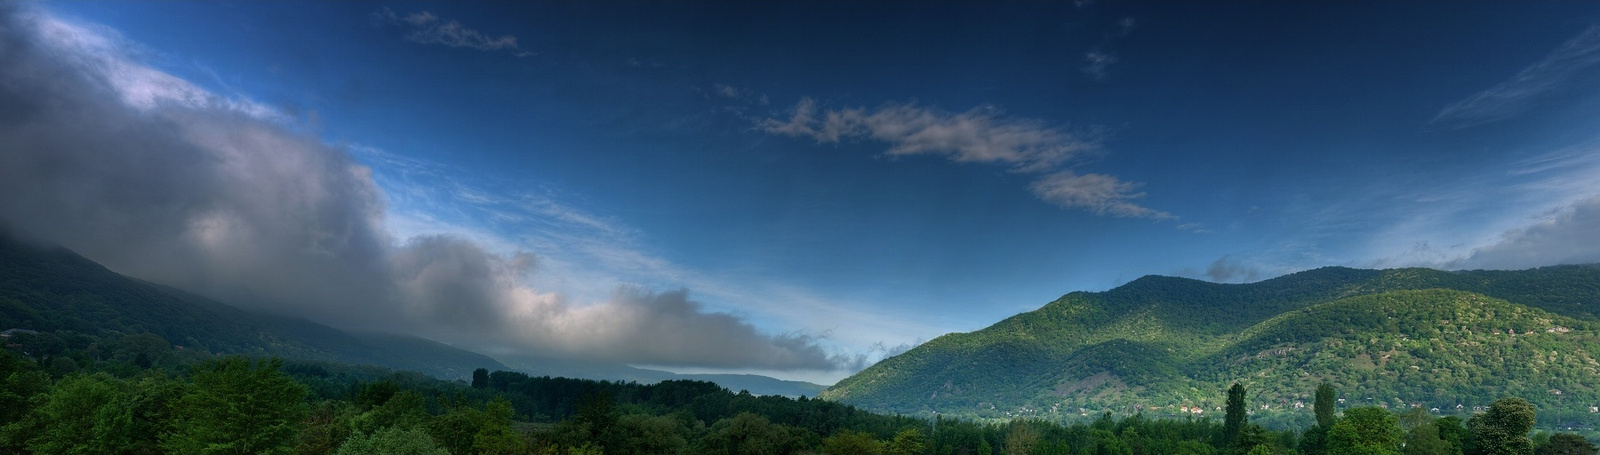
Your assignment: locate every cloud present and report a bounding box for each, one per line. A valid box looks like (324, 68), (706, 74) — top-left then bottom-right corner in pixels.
(1449, 196), (1600, 270)
(760, 98), (1171, 218)
(1076, 16), (1137, 81)
(1081, 52), (1118, 80)
(1432, 25), (1600, 128)
(372, 8), (528, 55)
(712, 83), (769, 105)
(0, 6), (845, 371)
(1030, 171), (1171, 218)
(1203, 255), (1260, 283)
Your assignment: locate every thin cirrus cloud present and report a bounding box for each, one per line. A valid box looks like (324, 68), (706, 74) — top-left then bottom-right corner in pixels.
(1081, 51), (1118, 80)
(1431, 25), (1600, 128)
(760, 98), (1174, 219)
(0, 5), (850, 372)
(372, 7), (529, 55)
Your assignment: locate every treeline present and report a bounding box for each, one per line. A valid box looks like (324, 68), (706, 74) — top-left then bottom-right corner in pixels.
(2, 330), (1598, 454)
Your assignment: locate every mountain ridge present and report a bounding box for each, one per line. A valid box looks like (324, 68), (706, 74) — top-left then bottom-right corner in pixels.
(0, 232), (827, 396)
(821, 264), (1600, 426)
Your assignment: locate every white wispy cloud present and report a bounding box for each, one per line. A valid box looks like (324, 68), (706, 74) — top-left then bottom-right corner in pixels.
(1432, 25), (1600, 128)
(29, 11), (284, 121)
(1081, 51), (1118, 80)
(372, 8), (529, 55)
(760, 98), (1172, 219)
(1030, 171), (1171, 219)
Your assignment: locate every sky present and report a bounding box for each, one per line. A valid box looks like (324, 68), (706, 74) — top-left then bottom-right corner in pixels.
(4, 2), (1600, 384)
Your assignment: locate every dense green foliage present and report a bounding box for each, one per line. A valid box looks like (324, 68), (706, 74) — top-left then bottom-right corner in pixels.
(824, 266), (1600, 428)
(4, 339), (1597, 454)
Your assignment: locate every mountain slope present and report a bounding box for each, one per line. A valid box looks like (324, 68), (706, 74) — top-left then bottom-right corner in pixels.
(0, 233), (827, 394)
(821, 266), (1600, 424)
(0, 233), (507, 379)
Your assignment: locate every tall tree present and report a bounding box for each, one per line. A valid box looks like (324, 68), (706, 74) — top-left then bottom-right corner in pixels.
(163, 357), (309, 455)
(471, 368), (488, 389)
(1326, 406), (1404, 455)
(1315, 383), (1338, 428)
(1468, 398), (1536, 455)
(1223, 383), (1248, 449)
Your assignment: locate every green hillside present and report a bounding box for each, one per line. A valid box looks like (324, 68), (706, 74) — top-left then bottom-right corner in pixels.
(0, 233), (507, 379)
(821, 266), (1600, 426)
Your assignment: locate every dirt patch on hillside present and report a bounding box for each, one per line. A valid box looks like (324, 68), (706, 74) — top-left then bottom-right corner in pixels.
(1055, 371), (1127, 397)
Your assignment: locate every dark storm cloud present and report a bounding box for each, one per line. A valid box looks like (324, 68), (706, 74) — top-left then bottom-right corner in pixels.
(0, 6), (846, 371)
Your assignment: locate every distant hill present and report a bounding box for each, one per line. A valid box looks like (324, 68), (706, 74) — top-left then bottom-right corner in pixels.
(0, 232), (505, 379)
(501, 355), (827, 398)
(821, 265), (1600, 426)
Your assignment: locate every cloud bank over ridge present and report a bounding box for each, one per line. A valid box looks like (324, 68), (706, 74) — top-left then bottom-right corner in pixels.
(0, 6), (848, 371)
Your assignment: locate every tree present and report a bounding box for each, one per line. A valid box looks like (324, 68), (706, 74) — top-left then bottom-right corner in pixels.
(1467, 398), (1536, 455)
(614, 413), (690, 455)
(823, 430), (883, 455)
(1326, 406), (1403, 455)
(1399, 408), (1435, 431)
(163, 357), (309, 455)
(473, 398), (527, 455)
(472, 368), (489, 389)
(1536, 434), (1597, 455)
(1301, 425), (1330, 455)
(1404, 423), (1454, 455)
(1436, 416), (1468, 455)
(335, 426), (449, 455)
(694, 412), (801, 455)
(1004, 420), (1039, 455)
(0, 349), (51, 446)
(1316, 384), (1338, 429)
(429, 403), (482, 455)
(567, 392), (620, 451)
(886, 428), (927, 455)
(1223, 383), (1248, 449)
(20, 373), (133, 454)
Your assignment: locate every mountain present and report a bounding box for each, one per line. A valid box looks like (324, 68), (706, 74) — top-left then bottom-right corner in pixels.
(821, 265), (1600, 425)
(0, 232), (828, 395)
(501, 355), (827, 398)
(0, 232), (507, 379)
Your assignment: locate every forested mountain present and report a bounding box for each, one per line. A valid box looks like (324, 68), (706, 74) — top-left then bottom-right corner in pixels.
(0, 232), (828, 396)
(822, 265), (1600, 427)
(0, 232), (506, 379)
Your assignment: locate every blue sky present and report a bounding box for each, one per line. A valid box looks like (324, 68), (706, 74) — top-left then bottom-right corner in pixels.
(12, 2), (1600, 383)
